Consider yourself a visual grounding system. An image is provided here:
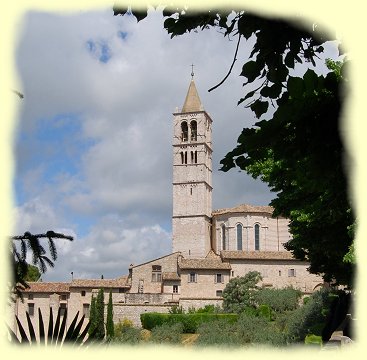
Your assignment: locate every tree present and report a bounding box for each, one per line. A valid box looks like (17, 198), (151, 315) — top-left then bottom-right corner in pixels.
(222, 271), (262, 313)
(94, 288), (105, 340)
(106, 291), (114, 339)
(88, 295), (97, 336)
(11, 231), (73, 299)
(24, 264), (41, 282)
(113, 6), (354, 286)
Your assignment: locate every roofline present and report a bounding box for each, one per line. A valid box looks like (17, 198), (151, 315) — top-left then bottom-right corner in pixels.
(130, 252), (181, 269)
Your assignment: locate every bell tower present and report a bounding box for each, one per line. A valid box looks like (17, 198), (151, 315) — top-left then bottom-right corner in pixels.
(172, 73), (213, 258)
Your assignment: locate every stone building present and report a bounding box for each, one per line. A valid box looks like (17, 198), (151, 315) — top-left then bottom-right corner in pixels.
(10, 75), (324, 335)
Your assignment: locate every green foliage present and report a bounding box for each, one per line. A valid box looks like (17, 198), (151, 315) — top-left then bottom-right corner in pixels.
(91, 289), (105, 340)
(106, 291), (114, 340)
(140, 312), (238, 333)
(8, 307), (94, 346)
(169, 305), (184, 314)
(222, 271), (262, 313)
(222, 64), (354, 285)
(113, 320), (141, 345)
(149, 322), (184, 344)
(282, 288), (332, 342)
(257, 304), (272, 321)
(196, 314), (286, 347)
(88, 295), (96, 336)
(23, 264), (41, 282)
(254, 286), (302, 312)
(304, 334), (323, 346)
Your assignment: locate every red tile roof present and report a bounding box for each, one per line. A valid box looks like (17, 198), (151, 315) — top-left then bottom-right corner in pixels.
(221, 250), (298, 261)
(22, 282), (71, 293)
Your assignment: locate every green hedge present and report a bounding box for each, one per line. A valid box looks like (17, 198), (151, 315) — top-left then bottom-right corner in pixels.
(140, 312), (238, 333)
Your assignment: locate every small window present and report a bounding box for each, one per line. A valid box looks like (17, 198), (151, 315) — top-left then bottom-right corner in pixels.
(288, 269), (296, 277)
(152, 265), (162, 282)
(81, 290), (86, 297)
(60, 294), (67, 301)
(194, 151), (197, 163)
(216, 290), (223, 297)
(236, 224), (243, 250)
(188, 272), (197, 283)
(28, 303), (35, 316)
(254, 224), (260, 250)
(221, 224), (226, 250)
(278, 270), (282, 276)
(83, 304), (90, 318)
(190, 120), (197, 141)
(173, 285), (178, 293)
(28, 294), (34, 300)
(181, 121), (188, 142)
(59, 303), (67, 317)
(231, 271), (234, 277)
(215, 274), (223, 283)
(180, 152), (184, 164)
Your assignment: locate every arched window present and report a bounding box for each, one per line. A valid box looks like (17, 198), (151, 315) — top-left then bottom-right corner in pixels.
(180, 152), (184, 164)
(236, 224), (243, 250)
(194, 151), (197, 163)
(191, 151), (194, 164)
(190, 120), (197, 141)
(181, 121), (188, 142)
(221, 224), (226, 250)
(254, 224), (260, 250)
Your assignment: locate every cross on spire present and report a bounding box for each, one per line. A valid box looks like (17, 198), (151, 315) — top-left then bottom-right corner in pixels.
(191, 63), (194, 79)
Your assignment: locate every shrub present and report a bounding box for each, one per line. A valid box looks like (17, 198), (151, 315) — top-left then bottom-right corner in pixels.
(254, 287), (302, 313)
(149, 322), (184, 344)
(257, 304), (272, 321)
(113, 326), (141, 345)
(305, 334), (322, 346)
(195, 319), (240, 347)
(140, 312), (238, 333)
(284, 288), (333, 343)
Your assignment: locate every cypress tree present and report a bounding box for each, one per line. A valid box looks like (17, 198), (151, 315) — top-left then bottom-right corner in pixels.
(106, 291), (114, 340)
(88, 295), (97, 336)
(95, 288), (105, 340)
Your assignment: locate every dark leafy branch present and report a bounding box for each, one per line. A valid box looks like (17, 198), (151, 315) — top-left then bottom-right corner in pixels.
(11, 231), (73, 299)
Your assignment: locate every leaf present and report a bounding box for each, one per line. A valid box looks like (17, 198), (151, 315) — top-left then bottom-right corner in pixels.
(112, 5), (128, 16)
(284, 51), (295, 69)
(237, 90), (255, 105)
(303, 69), (319, 94)
(162, 7), (178, 17)
(38, 308), (45, 343)
(240, 60), (261, 82)
(15, 315), (30, 344)
(250, 100), (269, 118)
(287, 76), (304, 99)
(26, 311), (36, 344)
(130, 7), (148, 22)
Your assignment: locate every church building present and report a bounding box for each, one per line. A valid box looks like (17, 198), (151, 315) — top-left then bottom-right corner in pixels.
(10, 76), (324, 332)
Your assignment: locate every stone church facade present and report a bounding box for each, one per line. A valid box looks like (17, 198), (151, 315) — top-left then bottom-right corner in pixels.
(10, 77), (324, 333)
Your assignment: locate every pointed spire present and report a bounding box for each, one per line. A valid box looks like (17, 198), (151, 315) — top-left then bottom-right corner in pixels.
(181, 69), (203, 113)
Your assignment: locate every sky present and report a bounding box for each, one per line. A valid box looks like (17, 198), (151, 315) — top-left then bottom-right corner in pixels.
(11, 5), (342, 282)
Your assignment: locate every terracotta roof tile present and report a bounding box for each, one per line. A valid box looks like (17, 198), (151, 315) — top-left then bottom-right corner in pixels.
(213, 204), (274, 216)
(221, 250), (297, 261)
(70, 278), (130, 288)
(179, 258), (231, 270)
(162, 272), (181, 281)
(22, 282), (71, 293)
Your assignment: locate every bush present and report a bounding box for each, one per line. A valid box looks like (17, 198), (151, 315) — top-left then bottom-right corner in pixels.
(254, 287), (302, 313)
(283, 288), (333, 343)
(149, 323), (184, 344)
(195, 319), (240, 347)
(257, 304), (272, 321)
(305, 334), (322, 346)
(140, 312), (238, 333)
(113, 326), (141, 345)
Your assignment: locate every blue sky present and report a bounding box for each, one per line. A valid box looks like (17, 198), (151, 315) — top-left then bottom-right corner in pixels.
(12, 6), (342, 281)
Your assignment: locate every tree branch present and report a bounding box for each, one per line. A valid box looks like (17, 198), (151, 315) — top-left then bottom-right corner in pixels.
(208, 33), (241, 92)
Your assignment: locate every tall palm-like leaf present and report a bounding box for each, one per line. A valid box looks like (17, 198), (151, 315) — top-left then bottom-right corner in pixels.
(9, 308), (93, 346)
